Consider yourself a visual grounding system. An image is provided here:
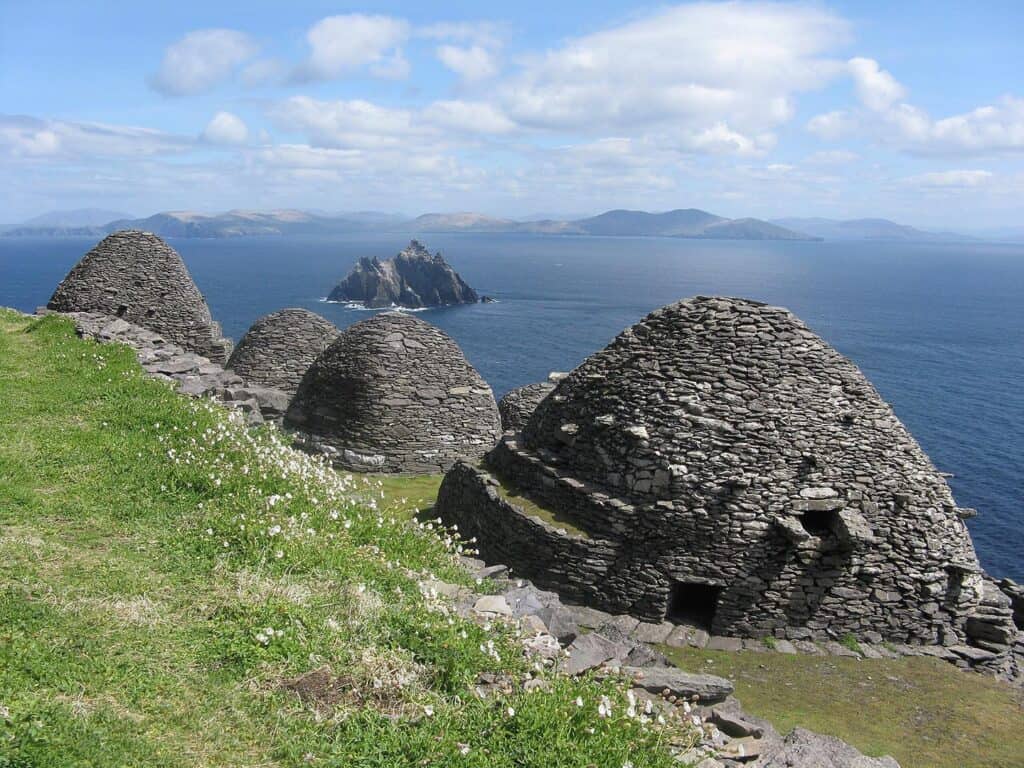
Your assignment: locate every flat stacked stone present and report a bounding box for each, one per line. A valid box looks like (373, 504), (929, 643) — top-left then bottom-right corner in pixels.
(47, 230), (232, 363)
(438, 296), (1009, 661)
(227, 308), (339, 398)
(498, 382), (557, 431)
(285, 312), (501, 473)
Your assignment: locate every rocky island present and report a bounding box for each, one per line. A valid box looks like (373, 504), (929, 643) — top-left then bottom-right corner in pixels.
(328, 240), (482, 308)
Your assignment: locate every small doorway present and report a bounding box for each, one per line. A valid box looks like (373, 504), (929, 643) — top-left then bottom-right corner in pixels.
(667, 581), (721, 629)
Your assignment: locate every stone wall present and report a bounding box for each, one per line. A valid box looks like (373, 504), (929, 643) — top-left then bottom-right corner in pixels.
(227, 308), (339, 398)
(47, 230), (232, 363)
(285, 312), (502, 473)
(498, 382), (556, 431)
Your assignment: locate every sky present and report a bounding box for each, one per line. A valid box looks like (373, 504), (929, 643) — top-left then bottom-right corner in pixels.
(1, 0), (1023, 227)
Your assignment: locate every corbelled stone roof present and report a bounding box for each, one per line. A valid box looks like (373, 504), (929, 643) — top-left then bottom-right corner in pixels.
(227, 308), (339, 397)
(498, 382), (556, 431)
(285, 312), (501, 473)
(438, 296), (994, 650)
(47, 230), (232, 363)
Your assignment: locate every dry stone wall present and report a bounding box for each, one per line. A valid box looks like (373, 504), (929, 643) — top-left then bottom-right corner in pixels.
(227, 308), (340, 397)
(285, 312), (502, 473)
(47, 230), (232, 363)
(438, 296), (1018, 668)
(498, 382), (556, 431)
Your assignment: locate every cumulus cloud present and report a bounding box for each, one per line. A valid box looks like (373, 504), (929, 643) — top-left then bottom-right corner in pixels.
(496, 1), (848, 143)
(149, 29), (257, 96)
(202, 112), (248, 145)
(847, 57), (906, 112)
(810, 58), (1024, 155)
(297, 14), (410, 81)
(422, 100), (514, 133)
(436, 45), (499, 82)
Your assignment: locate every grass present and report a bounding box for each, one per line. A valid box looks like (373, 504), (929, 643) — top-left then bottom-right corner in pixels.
(663, 646), (1024, 768)
(488, 471), (592, 539)
(0, 309), (693, 767)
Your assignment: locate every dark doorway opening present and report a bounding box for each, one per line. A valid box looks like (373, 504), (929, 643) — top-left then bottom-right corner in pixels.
(799, 509), (839, 537)
(667, 582), (721, 629)
(116, 305), (128, 318)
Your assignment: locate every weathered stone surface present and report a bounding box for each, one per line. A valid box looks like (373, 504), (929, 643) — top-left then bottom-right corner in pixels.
(227, 309), (339, 397)
(758, 727), (900, 767)
(436, 295), (1000, 662)
(47, 230), (232, 363)
(498, 382), (556, 431)
(473, 595), (512, 616)
(564, 633), (619, 675)
(622, 666), (733, 704)
(286, 312), (501, 473)
(328, 240), (479, 308)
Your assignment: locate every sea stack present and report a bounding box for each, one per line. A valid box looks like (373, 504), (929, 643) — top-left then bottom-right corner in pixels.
(47, 230), (232, 363)
(436, 296), (1018, 666)
(227, 308), (340, 398)
(285, 312), (501, 473)
(328, 240), (479, 308)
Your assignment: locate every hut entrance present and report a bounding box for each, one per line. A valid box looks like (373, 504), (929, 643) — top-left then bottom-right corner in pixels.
(667, 582), (721, 629)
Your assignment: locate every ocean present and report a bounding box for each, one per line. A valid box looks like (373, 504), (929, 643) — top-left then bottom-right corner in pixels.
(2, 232), (1022, 581)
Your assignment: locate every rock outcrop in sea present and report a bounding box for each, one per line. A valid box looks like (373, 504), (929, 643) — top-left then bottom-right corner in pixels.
(47, 230), (233, 363)
(436, 295), (1022, 679)
(285, 312), (502, 473)
(227, 308), (340, 398)
(328, 240), (480, 308)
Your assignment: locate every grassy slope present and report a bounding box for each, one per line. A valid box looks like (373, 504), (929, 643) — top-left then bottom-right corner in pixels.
(663, 648), (1023, 768)
(0, 311), (690, 768)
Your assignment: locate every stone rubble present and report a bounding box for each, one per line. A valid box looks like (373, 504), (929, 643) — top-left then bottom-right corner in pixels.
(444, 557), (902, 767)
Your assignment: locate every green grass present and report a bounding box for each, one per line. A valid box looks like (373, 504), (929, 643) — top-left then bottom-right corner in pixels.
(489, 471), (591, 539)
(663, 646), (1024, 768)
(0, 309), (692, 767)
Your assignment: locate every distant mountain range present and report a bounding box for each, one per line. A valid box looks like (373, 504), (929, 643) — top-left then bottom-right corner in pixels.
(1, 207), (999, 243)
(770, 217), (980, 243)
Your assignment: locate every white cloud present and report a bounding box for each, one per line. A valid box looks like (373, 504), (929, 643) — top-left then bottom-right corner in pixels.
(423, 100), (514, 133)
(806, 110), (854, 140)
(437, 45), (499, 82)
(903, 169), (993, 188)
(202, 112), (248, 145)
(270, 96), (422, 150)
(497, 2), (848, 142)
(149, 29), (257, 96)
(0, 114), (189, 159)
(417, 21), (501, 47)
(811, 58), (1024, 155)
(298, 14), (410, 81)
(847, 57), (906, 112)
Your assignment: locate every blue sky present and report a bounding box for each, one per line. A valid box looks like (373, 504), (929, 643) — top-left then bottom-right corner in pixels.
(1, 1), (1022, 226)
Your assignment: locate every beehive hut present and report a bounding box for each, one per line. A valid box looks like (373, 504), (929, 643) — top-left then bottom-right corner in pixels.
(437, 296), (996, 648)
(227, 309), (340, 398)
(285, 312), (502, 473)
(48, 230), (232, 363)
(498, 381), (556, 431)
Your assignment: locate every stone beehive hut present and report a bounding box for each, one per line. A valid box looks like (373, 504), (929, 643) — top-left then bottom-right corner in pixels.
(498, 382), (557, 431)
(227, 308), (340, 397)
(285, 312), (502, 473)
(48, 230), (232, 363)
(437, 296), (996, 647)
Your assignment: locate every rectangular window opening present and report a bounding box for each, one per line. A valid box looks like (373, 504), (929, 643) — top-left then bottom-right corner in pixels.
(800, 509), (839, 537)
(667, 581), (721, 629)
